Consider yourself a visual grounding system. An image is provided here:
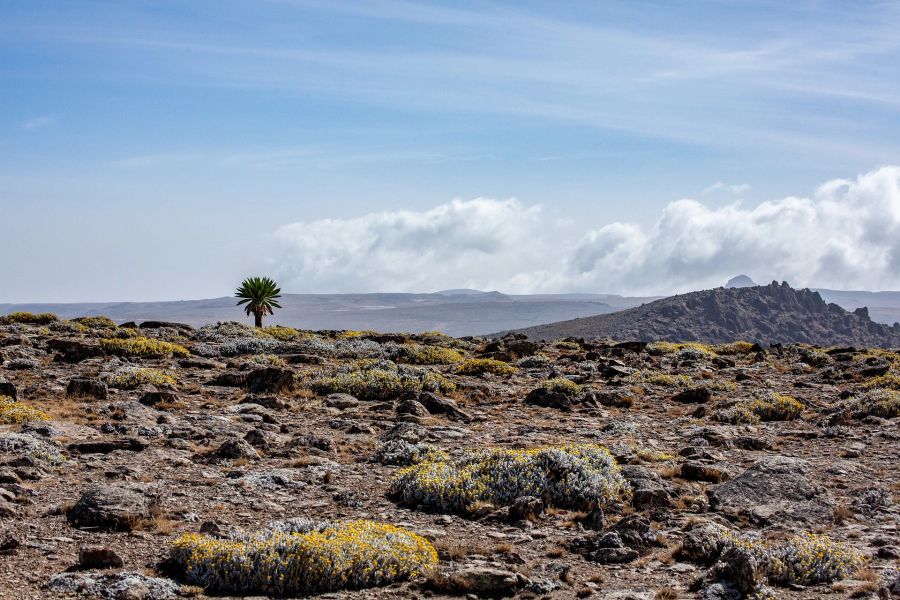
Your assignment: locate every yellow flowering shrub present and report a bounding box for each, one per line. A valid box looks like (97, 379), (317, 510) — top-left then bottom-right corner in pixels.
(767, 532), (866, 585)
(391, 444), (628, 514)
(540, 377), (583, 396)
(73, 316), (117, 329)
(714, 341), (758, 355)
(107, 368), (177, 390)
(100, 336), (189, 358)
(339, 330), (378, 338)
(260, 325), (304, 341)
(0, 396), (49, 424)
(1, 311), (58, 325)
(840, 388), (900, 419)
(647, 341), (718, 356)
(715, 393), (804, 424)
(684, 527), (865, 588)
(627, 370), (693, 387)
(171, 519), (437, 595)
(454, 358), (516, 376)
(863, 372), (900, 390)
(311, 364), (454, 400)
(400, 345), (464, 365)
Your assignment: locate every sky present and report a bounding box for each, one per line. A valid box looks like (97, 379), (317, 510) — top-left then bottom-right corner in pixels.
(2, 1), (900, 302)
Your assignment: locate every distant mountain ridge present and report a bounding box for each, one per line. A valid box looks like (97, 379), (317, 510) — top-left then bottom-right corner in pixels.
(3, 284), (900, 339)
(0, 291), (652, 337)
(501, 281), (900, 347)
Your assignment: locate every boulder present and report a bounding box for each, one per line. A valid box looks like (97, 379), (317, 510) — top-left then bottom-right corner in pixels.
(324, 393), (360, 409)
(66, 378), (108, 400)
(672, 387), (712, 404)
(523, 387), (576, 410)
(66, 438), (148, 455)
(620, 465), (674, 508)
(416, 391), (473, 421)
(66, 485), (155, 531)
(680, 462), (731, 483)
(46, 571), (179, 600)
(138, 320), (193, 331)
(77, 546), (125, 569)
(48, 339), (104, 363)
(445, 566), (520, 596)
(0, 378), (16, 400)
(244, 368), (294, 394)
(708, 455), (832, 525)
(138, 391), (179, 408)
(215, 437), (259, 461)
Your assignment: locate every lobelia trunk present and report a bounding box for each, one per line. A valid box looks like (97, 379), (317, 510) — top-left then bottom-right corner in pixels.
(254, 311), (263, 328)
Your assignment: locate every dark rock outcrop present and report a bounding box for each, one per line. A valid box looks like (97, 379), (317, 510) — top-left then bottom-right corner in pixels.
(504, 282), (900, 347)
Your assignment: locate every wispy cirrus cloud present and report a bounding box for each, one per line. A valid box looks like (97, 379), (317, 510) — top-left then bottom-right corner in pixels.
(703, 182), (752, 195)
(21, 115), (56, 130)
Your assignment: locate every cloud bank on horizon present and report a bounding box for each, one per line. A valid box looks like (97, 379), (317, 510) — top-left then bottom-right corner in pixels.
(273, 165), (900, 295)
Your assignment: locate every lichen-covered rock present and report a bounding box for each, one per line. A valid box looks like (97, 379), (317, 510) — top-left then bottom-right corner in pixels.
(708, 455), (831, 524)
(244, 367), (294, 394)
(66, 378), (108, 400)
(620, 465), (674, 508)
(0, 378), (16, 400)
(45, 571), (179, 599)
(66, 485), (156, 531)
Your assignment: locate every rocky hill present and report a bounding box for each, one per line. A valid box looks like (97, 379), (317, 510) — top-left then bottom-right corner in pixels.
(504, 281), (900, 347)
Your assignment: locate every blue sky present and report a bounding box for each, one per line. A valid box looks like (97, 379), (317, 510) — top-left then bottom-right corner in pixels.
(2, 1), (900, 301)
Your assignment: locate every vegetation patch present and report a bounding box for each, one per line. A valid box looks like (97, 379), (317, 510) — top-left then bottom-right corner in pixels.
(100, 336), (190, 358)
(339, 330), (378, 339)
(863, 372), (900, 390)
(245, 354), (287, 368)
(699, 529), (866, 587)
(714, 392), (804, 424)
(391, 444), (628, 514)
(646, 341), (717, 357)
(627, 370), (693, 388)
(714, 341), (758, 355)
(73, 316), (118, 329)
(171, 519), (437, 595)
(0, 396), (50, 424)
(540, 377), (583, 397)
(260, 325), (305, 341)
(840, 389), (900, 420)
(454, 358), (516, 376)
(311, 362), (455, 400)
(107, 368), (177, 390)
(399, 344), (464, 365)
(0, 311), (58, 325)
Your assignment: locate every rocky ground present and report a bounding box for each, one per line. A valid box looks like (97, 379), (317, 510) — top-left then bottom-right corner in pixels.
(0, 314), (897, 599)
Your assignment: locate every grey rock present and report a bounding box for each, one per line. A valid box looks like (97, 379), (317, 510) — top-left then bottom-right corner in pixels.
(446, 566), (520, 595)
(244, 367), (294, 394)
(324, 393), (360, 409)
(524, 387), (576, 410)
(66, 485), (155, 531)
(46, 571), (179, 599)
(0, 378), (17, 400)
(215, 437), (260, 460)
(66, 378), (108, 400)
(708, 455), (832, 525)
(77, 546), (125, 569)
(620, 465), (674, 508)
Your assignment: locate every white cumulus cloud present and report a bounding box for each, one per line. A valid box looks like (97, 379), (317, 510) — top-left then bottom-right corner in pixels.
(271, 166), (900, 294)
(272, 198), (558, 293)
